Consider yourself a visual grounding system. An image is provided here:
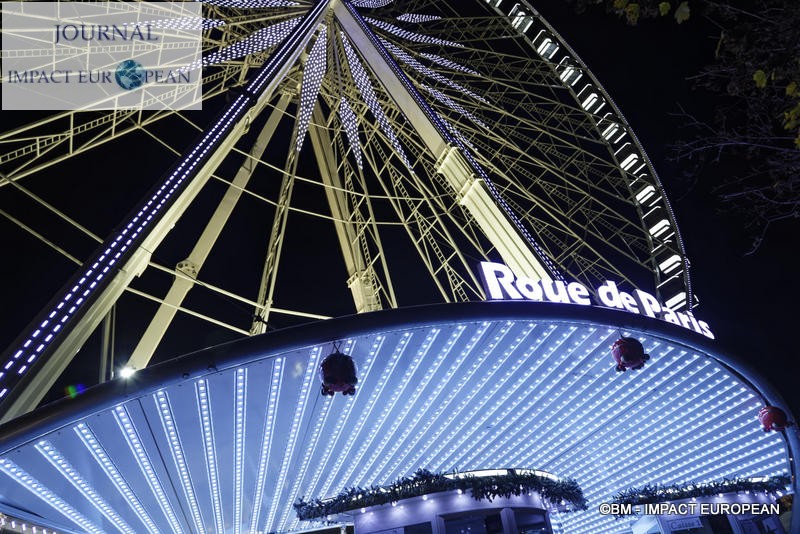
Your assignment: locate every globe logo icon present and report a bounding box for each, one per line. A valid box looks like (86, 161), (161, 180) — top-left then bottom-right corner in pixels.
(115, 60), (144, 90)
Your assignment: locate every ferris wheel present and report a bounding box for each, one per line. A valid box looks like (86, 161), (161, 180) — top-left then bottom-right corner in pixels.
(0, 0), (691, 420)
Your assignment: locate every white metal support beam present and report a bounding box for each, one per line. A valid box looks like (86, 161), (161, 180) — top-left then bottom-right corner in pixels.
(126, 93), (292, 371)
(334, 3), (551, 282)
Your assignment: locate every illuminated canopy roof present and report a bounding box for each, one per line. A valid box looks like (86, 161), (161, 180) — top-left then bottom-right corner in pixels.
(0, 303), (793, 534)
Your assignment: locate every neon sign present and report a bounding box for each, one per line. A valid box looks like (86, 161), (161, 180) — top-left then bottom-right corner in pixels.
(479, 262), (714, 339)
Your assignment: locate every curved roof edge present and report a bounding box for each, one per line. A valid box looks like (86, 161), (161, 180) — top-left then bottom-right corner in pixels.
(1, 301), (797, 528)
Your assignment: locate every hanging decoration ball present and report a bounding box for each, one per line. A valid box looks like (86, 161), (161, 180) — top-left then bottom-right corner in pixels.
(758, 406), (793, 432)
(319, 350), (358, 396)
(611, 337), (650, 372)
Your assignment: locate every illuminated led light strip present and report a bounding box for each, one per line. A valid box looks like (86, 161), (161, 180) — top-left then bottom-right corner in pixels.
(345, 4), (562, 279)
(113, 406), (184, 533)
(419, 83), (488, 129)
(327, 327), (448, 491)
(247, 0), (329, 96)
(516, 335), (663, 467)
(463, 328), (613, 470)
(296, 26), (328, 152)
(195, 380), (224, 533)
(35, 441), (137, 534)
(338, 97), (364, 169)
(263, 347), (323, 533)
(379, 322), (525, 481)
(521, 343), (692, 464)
(351, 0), (394, 7)
(181, 17), (302, 71)
(520, 346), (699, 468)
(315, 332), (413, 498)
(0, 458), (103, 533)
(430, 324), (563, 471)
(420, 52), (479, 75)
(574, 396), (763, 495)
(248, 358), (283, 534)
(351, 326), (471, 487)
(544, 367), (748, 476)
(563, 406), (779, 504)
(365, 17), (462, 48)
(155, 390), (206, 534)
(233, 369), (246, 534)
(124, 16), (224, 30)
(397, 13), (442, 23)
(451, 325), (584, 469)
(199, 0), (299, 7)
(557, 377), (747, 481)
(276, 371), (335, 530)
(298, 337), (384, 504)
(589, 416), (786, 492)
(286, 337), (386, 532)
(75, 423), (161, 534)
(341, 34), (414, 171)
(380, 38), (488, 104)
(420, 323), (553, 468)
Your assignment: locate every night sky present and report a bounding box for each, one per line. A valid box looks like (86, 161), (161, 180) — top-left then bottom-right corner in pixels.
(0, 1), (797, 418)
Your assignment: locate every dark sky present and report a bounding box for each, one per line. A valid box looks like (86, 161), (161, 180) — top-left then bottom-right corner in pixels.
(0, 1), (797, 417)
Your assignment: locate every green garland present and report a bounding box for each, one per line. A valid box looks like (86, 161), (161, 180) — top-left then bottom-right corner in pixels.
(294, 469), (587, 521)
(612, 476), (791, 508)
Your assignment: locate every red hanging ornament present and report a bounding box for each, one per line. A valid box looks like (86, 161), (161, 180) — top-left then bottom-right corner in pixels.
(611, 337), (650, 372)
(319, 350), (358, 396)
(758, 406), (793, 432)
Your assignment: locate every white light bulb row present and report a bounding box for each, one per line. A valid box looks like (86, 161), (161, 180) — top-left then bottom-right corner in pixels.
(316, 333), (414, 498)
(558, 380), (750, 483)
(155, 391), (206, 534)
(195, 380), (225, 534)
(181, 17), (301, 72)
(500, 331), (630, 467)
(525, 348), (700, 469)
(420, 84), (488, 129)
(249, 358), (283, 534)
(324, 328), (441, 492)
(276, 339), (358, 532)
(351, 0), (395, 8)
(338, 96), (364, 169)
(457, 326), (581, 469)
(372, 322), (515, 481)
(36, 440), (137, 534)
(75, 423), (161, 533)
(342, 34), (414, 171)
(113, 406), (184, 533)
(396, 13), (442, 24)
(263, 347), (323, 532)
(380, 38), (488, 105)
(299, 337), (384, 503)
(296, 26), (328, 152)
(405, 323), (539, 473)
(124, 16), (224, 30)
(0, 458), (103, 534)
(233, 369), (247, 534)
(346, 327), (452, 487)
(366, 17), (463, 48)
(420, 52), (479, 75)
(199, 0), (299, 8)
(550, 375), (752, 478)
(430, 324), (564, 471)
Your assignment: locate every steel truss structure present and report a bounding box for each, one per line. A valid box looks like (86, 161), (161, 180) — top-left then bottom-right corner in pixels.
(0, 0), (693, 421)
